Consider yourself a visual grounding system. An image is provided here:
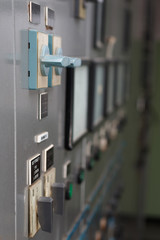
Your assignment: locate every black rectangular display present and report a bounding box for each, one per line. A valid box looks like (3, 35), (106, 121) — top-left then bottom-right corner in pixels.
(43, 144), (54, 172)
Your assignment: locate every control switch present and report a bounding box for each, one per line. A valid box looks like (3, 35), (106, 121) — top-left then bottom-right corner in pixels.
(28, 30), (82, 89)
(38, 197), (53, 233)
(52, 183), (65, 215)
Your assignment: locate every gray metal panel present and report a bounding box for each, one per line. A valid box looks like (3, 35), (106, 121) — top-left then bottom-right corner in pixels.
(0, 0), (15, 239)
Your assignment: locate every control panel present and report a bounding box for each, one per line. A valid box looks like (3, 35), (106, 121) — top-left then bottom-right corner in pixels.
(0, 0), (134, 240)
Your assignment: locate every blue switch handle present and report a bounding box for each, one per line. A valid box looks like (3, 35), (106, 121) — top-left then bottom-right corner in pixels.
(40, 45), (81, 76)
(68, 57), (82, 67)
(41, 55), (70, 68)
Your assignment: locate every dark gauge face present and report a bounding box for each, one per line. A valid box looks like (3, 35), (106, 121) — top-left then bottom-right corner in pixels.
(73, 66), (89, 142)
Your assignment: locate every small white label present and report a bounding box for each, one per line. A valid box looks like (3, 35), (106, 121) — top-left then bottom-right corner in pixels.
(34, 131), (49, 143)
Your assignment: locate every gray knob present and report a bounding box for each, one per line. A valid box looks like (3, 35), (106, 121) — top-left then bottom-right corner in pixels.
(38, 197), (53, 233)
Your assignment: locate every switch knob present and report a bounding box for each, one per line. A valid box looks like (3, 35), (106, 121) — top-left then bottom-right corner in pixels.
(52, 183), (65, 215)
(38, 197), (53, 233)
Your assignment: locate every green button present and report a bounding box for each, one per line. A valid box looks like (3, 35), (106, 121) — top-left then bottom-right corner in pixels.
(69, 183), (73, 199)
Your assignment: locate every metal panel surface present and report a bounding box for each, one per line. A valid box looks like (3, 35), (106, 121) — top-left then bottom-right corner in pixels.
(0, 0), (15, 239)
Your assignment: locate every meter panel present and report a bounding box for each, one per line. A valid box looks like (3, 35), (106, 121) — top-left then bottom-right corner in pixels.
(88, 61), (105, 131)
(65, 61), (90, 150)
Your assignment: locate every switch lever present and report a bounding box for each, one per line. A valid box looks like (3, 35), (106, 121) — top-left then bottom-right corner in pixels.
(68, 57), (82, 67)
(52, 183), (65, 215)
(38, 197), (53, 233)
(40, 45), (82, 76)
(40, 45), (70, 76)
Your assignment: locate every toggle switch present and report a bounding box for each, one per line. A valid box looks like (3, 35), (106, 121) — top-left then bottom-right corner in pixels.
(52, 183), (65, 215)
(40, 45), (70, 76)
(28, 30), (82, 89)
(38, 197), (53, 233)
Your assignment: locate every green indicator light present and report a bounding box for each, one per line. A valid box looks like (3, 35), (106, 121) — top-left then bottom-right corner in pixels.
(69, 183), (73, 199)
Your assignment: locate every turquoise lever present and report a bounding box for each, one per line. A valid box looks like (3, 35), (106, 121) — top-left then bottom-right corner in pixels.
(40, 45), (71, 76)
(40, 45), (82, 76)
(41, 55), (70, 68)
(68, 57), (82, 67)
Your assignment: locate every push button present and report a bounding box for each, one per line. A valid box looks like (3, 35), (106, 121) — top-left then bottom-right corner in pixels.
(77, 168), (85, 184)
(65, 181), (73, 200)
